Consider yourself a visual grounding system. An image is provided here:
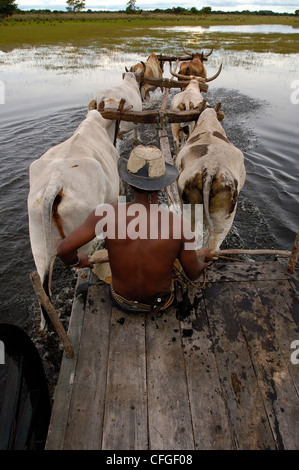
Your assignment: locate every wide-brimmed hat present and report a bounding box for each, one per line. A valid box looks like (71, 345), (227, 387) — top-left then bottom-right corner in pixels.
(118, 145), (178, 191)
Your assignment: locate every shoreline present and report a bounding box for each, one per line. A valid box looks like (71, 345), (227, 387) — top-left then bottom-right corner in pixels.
(1, 13), (299, 53)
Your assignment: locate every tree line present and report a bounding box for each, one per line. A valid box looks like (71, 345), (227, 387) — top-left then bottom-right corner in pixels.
(1, 0), (298, 19)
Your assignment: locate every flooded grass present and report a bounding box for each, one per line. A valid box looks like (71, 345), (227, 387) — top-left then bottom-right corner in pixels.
(1, 12), (299, 53)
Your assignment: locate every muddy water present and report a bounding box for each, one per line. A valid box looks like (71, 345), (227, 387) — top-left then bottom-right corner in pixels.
(0, 27), (298, 394)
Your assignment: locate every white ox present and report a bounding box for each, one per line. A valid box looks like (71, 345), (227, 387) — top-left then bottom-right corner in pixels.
(175, 108), (246, 251)
(128, 52), (163, 101)
(169, 79), (205, 157)
(88, 72), (142, 143)
(28, 110), (120, 329)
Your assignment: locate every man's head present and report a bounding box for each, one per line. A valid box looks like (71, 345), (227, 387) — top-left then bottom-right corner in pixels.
(118, 145), (178, 191)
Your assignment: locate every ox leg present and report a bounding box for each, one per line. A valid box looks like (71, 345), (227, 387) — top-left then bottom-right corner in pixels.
(207, 208), (237, 251)
(39, 255), (56, 332)
(171, 123), (180, 158)
(190, 204), (204, 250)
(133, 124), (141, 144)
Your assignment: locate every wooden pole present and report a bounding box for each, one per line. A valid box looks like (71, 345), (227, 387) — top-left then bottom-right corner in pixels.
(99, 107), (208, 124)
(133, 74), (209, 93)
(30, 271), (74, 359)
(287, 230), (299, 273)
(212, 249), (292, 257)
(157, 88), (182, 212)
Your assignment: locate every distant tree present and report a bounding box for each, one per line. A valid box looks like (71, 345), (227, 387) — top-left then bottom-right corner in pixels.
(295, 9), (299, 15)
(172, 7), (187, 14)
(199, 6), (212, 14)
(66, 0), (85, 12)
(126, 0), (135, 12)
(126, 0), (140, 14)
(0, 0), (18, 18)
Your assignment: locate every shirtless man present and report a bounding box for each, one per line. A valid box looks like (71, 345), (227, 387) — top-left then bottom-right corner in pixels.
(57, 145), (212, 313)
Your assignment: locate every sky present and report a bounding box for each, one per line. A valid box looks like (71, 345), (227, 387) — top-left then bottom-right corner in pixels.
(15, 0), (299, 14)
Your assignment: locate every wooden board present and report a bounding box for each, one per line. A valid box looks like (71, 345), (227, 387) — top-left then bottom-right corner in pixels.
(46, 261), (299, 450)
(101, 307), (147, 450)
(180, 288), (234, 449)
(63, 283), (112, 449)
(45, 269), (90, 449)
(146, 308), (194, 450)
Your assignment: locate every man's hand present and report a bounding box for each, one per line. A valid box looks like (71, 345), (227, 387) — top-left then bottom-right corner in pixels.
(73, 254), (95, 270)
(197, 249), (214, 270)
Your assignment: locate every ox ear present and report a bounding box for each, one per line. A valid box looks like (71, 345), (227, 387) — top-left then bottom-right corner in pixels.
(125, 66), (129, 72)
(98, 100), (105, 112)
(88, 99), (97, 111)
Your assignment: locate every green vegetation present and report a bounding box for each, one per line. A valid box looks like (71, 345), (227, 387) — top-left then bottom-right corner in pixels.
(0, 0), (18, 19)
(0, 11), (298, 53)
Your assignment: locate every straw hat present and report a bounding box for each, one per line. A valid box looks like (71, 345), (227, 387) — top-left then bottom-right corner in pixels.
(118, 145), (178, 191)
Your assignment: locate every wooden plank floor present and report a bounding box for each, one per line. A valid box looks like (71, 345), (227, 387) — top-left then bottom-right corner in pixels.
(46, 259), (299, 450)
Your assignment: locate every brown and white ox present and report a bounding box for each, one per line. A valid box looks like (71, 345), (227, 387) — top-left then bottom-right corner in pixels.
(28, 110), (120, 329)
(127, 52), (163, 101)
(169, 79), (205, 157)
(88, 72), (142, 143)
(169, 61), (223, 157)
(175, 108), (246, 251)
(178, 47), (214, 79)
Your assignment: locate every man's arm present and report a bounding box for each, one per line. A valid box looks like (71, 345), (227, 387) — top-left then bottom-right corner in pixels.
(57, 209), (99, 269)
(178, 243), (213, 281)
(177, 217), (213, 280)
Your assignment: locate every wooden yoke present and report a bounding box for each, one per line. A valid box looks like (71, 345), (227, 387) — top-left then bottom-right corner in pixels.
(113, 98), (126, 146)
(133, 74), (209, 93)
(99, 105), (209, 125)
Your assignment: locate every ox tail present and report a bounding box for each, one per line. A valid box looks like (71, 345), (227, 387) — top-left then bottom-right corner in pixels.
(41, 182), (65, 308)
(202, 169), (215, 233)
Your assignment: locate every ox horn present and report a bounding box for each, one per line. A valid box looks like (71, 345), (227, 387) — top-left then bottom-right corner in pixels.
(205, 63), (222, 82)
(170, 68), (205, 82)
(169, 63), (199, 80)
(170, 63), (222, 83)
(182, 46), (194, 57)
(203, 48), (214, 58)
(140, 60), (146, 77)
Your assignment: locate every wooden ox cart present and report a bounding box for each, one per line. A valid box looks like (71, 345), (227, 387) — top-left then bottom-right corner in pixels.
(30, 74), (299, 451)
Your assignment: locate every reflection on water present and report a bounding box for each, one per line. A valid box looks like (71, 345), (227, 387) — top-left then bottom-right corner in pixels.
(0, 47), (142, 123)
(161, 24), (299, 34)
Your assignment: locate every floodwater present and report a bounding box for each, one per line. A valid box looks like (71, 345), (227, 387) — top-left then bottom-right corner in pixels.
(162, 24), (299, 34)
(0, 25), (298, 391)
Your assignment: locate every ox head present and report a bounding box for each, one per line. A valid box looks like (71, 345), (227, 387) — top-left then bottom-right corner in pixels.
(170, 63), (222, 83)
(122, 71), (139, 82)
(125, 61), (146, 75)
(183, 46), (213, 62)
(125, 62), (146, 99)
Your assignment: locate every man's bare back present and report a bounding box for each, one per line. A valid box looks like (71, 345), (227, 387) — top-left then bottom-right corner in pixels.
(57, 190), (212, 305)
(104, 202), (184, 302)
